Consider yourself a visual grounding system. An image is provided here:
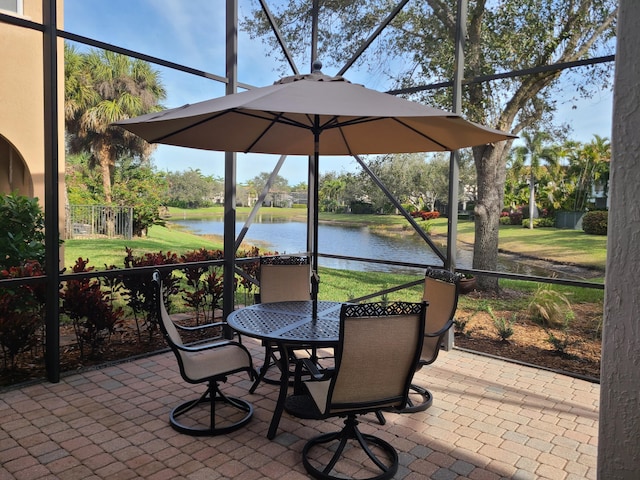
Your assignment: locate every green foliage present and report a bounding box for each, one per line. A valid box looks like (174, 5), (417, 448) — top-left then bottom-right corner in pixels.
(454, 300), (490, 338)
(65, 152), (104, 204)
(582, 210), (608, 235)
(0, 261), (45, 369)
(453, 317), (470, 337)
(545, 319), (580, 357)
(0, 193), (46, 270)
(522, 217), (555, 228)
(112, 158), (168, 236)
(66, 148), (168, 238)
(165, 169), (221, 209)
(122, 247), (180, 341)
(180, 249), (225, 324)
(64, 45), (167, 206)
(244, 0), (615, 282)
(527, 285), (573, 328)
(488, 307), (515, 342)
(61, 258), (124, 360)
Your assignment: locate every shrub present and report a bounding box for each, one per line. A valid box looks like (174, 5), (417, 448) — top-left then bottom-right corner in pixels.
(61, 258), (124, 360)
(528, 285), (573, 328)
(537, 217), (555, 227)
(545, 319), (580, 357)
(509, 211), (523, 225)
(420, 211), (440, 220)
(522, 217), (556, 228)
(410, 210), (440, 220)
(0, 193), (46, 270)
(181, 248), (225, 325)
(0, 261), (46, 369)
(123, 247), (180, 340)
(499, 216), (511, 225)
(489, 307), (515, 342)
(582, 210), (608, 235)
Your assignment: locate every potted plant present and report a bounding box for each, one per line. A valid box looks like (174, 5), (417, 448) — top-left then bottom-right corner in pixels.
(458, 273), (477, 294)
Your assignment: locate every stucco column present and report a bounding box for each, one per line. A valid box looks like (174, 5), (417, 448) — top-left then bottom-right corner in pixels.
(598, 1), (640, 477)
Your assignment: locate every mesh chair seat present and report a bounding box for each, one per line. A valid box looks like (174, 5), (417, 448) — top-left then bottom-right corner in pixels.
(249, 255), (316, 393)
(153, 271), (256, 436)
(179, 344), (256, 382)
(284, 301), (426, 480)
(401, 267), (459, 413)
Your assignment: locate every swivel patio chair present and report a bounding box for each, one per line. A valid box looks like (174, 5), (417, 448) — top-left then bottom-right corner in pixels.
(284, 301), (426, 480)
(152, 271), (255, 436)
(401, 267), (459, 413)
(249, 255), (313, 393)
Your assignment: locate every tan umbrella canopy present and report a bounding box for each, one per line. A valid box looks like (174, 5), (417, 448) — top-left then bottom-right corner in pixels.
(115, 65), (515, 155)
(115, 63), (514, 308)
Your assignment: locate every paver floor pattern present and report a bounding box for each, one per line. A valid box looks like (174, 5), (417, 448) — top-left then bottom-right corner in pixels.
(0, 338), (599, 479)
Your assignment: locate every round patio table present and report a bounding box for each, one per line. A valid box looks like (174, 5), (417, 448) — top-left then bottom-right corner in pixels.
(227, 300), (342, 439)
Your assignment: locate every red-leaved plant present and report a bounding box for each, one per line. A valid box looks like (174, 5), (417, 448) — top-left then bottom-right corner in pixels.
(0, 261), (46, 370)
(60, 258), (124, 360)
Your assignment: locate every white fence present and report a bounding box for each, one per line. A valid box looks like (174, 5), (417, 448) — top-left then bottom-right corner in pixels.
(66, 205), (133, 240)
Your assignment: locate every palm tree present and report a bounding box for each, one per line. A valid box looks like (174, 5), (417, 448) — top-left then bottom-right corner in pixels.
(513, 131), (557, 229)
(580, 135), (611, 209)
(64, 45), (166, 205)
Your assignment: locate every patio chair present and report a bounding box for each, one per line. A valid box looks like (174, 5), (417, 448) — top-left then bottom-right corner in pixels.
(249, 255), (313, 393)
(401, 267), (459, 413)
(152, 271), (255, 436)
(284, 301), (426, 480)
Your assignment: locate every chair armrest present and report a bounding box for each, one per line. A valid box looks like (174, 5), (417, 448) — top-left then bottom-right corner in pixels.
(292, 357), (334, 394)
(174, 321), (228, 332)
(173, 339), (241, 353)
(425, 318), (454, 338)
(299, 358), (331, 381)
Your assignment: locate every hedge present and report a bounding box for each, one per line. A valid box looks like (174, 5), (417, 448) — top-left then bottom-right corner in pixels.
(582, 210), (608, 235)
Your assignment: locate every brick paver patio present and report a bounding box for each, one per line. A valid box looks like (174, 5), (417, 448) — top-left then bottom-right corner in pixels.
(0, 338), (599, 479)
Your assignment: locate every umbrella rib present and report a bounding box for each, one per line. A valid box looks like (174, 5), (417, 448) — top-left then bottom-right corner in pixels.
(149, 110), (230, 143)
(244, 111), (287, 152)
(391, 117), (451, 150)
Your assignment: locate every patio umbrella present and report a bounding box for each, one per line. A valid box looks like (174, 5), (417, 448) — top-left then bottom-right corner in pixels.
(115, 63), (515, 304)
(115, 65), (513, 155)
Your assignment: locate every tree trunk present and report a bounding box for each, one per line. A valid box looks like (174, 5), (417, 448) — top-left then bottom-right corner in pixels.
(97, 140), (113, 205)
(97, 140), (116, 237)
(529, 172), (535, 229)
(472, 140), (513, 291)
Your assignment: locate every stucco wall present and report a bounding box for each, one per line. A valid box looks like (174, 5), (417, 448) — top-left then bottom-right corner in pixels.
(598, 0), (640, 477)
(0, 0), (65, 211)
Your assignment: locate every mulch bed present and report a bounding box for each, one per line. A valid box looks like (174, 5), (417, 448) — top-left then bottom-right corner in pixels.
(1, 296), (601, 388)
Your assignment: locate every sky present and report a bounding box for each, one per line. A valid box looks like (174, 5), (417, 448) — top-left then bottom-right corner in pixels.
(63, 0), (614, 185)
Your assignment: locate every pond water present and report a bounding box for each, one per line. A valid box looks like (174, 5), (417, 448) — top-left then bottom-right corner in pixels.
(171, 215), (578, 278)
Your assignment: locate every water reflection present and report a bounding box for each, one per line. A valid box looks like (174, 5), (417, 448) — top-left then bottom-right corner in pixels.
(172, 215), (593, 279)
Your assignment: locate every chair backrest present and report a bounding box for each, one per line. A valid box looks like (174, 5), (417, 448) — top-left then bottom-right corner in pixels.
(152, 271), (187, 358)
(325, 301), (426, 414)
(259, 256), (311, 303)
(421, 268), (459, 364)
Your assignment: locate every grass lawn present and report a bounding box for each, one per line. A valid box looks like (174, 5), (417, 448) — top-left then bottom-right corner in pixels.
(64, 223), (225, 270)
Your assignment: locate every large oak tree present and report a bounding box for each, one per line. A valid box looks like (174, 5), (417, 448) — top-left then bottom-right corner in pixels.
(245, 0), (616, 289)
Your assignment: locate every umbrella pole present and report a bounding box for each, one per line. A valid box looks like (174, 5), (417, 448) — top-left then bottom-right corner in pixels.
(309, 121), (321, 318)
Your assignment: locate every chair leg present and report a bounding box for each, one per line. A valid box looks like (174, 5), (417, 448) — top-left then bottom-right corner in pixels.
(250, 342), (301, 393)
(250, 342), (290, 392)
(301, 415), (398, 480)
(170, 380), (253, 436)
(398, 383), (434, 413)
